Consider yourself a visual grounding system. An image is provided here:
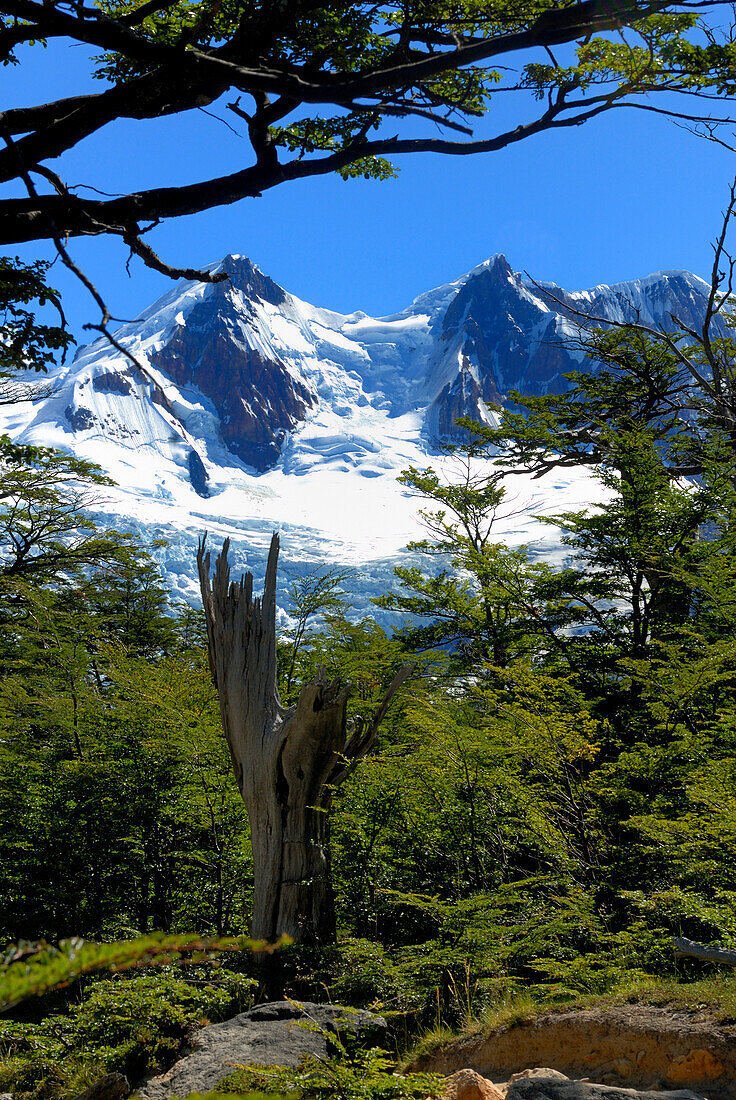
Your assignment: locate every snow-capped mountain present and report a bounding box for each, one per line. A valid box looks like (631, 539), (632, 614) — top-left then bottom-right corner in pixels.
(1, 254), (714, 614)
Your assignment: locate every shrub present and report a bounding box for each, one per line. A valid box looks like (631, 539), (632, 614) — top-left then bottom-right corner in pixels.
(0, 970), (256, 1099)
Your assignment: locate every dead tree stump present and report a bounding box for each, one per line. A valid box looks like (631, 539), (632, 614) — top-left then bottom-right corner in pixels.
(197, 533), (410, 945)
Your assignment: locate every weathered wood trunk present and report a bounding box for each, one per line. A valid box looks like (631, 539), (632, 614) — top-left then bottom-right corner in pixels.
(245, 668), (348, 944)
(197, 533), (409, 945)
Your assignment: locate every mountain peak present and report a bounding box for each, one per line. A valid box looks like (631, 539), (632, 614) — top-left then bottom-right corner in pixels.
(213, 254), (287, 307)
(489, 252), (513, 273)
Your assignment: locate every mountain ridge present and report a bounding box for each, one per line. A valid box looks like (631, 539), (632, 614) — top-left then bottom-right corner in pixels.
(0, 253), (714, 612)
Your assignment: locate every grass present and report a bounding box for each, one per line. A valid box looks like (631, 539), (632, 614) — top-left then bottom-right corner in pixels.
(401, 970), (736, 1069)
(602, 971), (736, 1022)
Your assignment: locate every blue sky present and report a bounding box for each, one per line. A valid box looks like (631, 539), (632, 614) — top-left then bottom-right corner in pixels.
(3, 38), (735, 339)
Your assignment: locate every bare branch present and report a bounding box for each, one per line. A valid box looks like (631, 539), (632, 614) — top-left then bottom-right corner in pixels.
(674, 936), (736, 966)
(0, 92), (625, 244)
(120, 230), (229, 284)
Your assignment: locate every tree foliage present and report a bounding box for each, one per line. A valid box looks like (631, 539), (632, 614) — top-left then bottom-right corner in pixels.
(3, 0), (736, 274)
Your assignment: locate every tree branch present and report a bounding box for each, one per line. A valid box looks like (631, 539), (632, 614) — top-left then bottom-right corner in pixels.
(0, 92), (636, 244)
(0, 0), (733, 262)
(328, 663), (414, 787)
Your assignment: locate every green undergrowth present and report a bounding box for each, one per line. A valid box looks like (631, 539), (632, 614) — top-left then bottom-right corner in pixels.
(181, 1046), (445, 1100)
(0, 969), (257, 1100)
(589, 972), (736, 1022)
(171, 1094), (290, 1100)
(4, 956), (736, 1100)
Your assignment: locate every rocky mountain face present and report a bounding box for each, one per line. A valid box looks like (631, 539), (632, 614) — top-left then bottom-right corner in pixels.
(425, 257), (717, 439)
(148, 258), (318, 472)
(425, 256), (576, 437)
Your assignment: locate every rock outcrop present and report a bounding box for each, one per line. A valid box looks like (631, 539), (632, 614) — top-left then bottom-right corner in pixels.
(440, 1068), (705, 1100)
(505, 1078), (703, 1100)
(443, 1067), (506, 1100)
(414, 1004), (736, 1100)
(135, 1000), (387, 1100)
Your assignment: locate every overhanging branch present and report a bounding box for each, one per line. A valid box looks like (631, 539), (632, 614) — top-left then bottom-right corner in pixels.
(0, 92), (679, 245)
(1, 0), (734, 260)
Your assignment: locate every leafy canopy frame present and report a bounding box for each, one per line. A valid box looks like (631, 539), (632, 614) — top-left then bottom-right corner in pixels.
(1, 0), (736, 284)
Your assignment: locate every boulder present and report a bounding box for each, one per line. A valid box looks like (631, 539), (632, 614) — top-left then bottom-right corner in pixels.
(509, 1070), (570, 1085)
(443, 1068), (505, 1100)
(136, 1000), (387, 1100)
(71, 1073), (129, 1100)
(506, 1078), (704, 1100)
